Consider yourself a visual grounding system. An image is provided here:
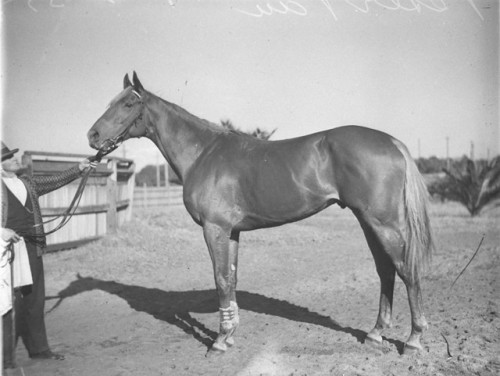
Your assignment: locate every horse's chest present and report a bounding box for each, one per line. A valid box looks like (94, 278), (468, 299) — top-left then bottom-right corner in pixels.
(182, 176), (241, 223)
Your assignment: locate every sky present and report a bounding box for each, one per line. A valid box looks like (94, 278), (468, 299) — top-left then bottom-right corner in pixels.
(1, 0), (498, 171)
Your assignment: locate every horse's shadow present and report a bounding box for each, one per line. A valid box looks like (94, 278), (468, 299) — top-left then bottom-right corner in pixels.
(47, 274), (404, 353)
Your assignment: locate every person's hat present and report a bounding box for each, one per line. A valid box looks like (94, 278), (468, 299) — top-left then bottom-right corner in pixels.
(1, 142), (19, 161)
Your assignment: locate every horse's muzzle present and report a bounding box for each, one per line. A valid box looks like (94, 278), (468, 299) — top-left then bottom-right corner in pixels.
(87, 129), (100, 150)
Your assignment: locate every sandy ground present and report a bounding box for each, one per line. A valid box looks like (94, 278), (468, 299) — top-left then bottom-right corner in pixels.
(5, 201), (500, 376)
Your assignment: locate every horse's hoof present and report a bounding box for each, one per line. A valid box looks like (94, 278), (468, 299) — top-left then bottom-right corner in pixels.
(365, 333), (383, 348)
(365, 338), (386, 353)
(206, 346), (226, 358)
(225, 337), (235, 347)
(403, 343), (422, 355)
(206, 340), (228, 357)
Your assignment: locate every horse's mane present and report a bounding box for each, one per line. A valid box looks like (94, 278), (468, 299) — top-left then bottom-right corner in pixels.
(152, 93), (231, 135)
(154, 96), (257, 140)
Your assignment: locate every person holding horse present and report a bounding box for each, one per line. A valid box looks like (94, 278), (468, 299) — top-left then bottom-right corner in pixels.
(1, 142), (96, 369)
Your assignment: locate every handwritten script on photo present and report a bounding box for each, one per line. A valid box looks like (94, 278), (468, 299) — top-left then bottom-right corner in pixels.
(2, 0), (176, 12)
(233, 0), (484, 21)
(3, 0), (484, 21)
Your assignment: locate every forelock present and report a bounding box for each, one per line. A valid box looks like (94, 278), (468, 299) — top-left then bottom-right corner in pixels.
(107, 87), (134, 108)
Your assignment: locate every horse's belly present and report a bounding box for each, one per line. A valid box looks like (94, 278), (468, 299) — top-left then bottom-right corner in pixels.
(230, 150), (339, 229)
(235, 182), (339, 230)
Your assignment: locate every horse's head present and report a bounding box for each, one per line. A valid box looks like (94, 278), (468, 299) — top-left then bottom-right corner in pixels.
(87, 71), (148, 155)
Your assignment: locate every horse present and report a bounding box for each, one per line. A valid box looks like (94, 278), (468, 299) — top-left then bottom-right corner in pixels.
(87, 72), (433, 355)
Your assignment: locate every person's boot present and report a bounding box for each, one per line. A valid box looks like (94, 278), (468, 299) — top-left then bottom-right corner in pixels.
(30, 349), (65, 361)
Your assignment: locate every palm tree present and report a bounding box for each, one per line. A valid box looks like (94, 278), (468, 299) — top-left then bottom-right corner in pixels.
(428, 156), (500, 216)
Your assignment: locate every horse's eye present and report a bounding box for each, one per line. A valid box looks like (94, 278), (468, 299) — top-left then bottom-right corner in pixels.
(124, 102), (133, 108)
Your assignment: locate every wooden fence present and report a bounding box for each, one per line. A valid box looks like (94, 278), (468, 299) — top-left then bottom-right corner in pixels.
(22, 151), (135, 252)
(133, 185), (183, 208)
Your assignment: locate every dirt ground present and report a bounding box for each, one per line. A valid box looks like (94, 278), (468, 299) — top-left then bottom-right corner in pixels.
(6, 201), (499, 376)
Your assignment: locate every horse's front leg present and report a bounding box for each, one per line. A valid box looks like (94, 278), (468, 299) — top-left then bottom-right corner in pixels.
(203, 223), (240, 353)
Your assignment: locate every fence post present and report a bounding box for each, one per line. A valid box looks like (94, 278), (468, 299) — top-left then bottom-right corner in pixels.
(126, 162), (136, 221)
(107, 159), (118, 234)
(22, 153), (33, 177)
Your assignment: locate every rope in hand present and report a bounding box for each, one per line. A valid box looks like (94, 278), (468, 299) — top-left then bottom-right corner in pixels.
(19, 149), (107, 244)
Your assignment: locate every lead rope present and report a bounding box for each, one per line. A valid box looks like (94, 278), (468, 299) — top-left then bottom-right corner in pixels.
(7, 241), (16, 367)
(19, 149), (107, 243)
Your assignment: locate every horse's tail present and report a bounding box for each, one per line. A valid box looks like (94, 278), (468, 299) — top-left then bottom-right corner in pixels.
(393, 140), (434, 283)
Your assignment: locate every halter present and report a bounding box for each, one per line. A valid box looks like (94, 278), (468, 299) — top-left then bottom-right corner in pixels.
(97, 89), (145, 158)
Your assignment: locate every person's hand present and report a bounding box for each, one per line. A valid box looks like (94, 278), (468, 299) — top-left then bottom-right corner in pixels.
(79, 158), (98, 171)
(1, 228), (20, 244)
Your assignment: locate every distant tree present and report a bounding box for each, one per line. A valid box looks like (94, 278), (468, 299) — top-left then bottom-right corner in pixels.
(135, 165), (166, 187)
(427, 156), (500, 216)
(220, 119), (276, 140)
(250, 127), (277, 140)
(220, 119), (237, 132)
(416, 156), (447, 174)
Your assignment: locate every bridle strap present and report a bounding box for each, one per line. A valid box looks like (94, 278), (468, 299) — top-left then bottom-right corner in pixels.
(98, 93), (145, 156)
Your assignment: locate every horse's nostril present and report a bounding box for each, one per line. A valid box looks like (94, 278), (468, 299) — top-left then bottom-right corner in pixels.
(88, 129), (99, 142)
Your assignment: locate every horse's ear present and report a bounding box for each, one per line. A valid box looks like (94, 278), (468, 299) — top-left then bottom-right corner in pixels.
(132, 71), (144, 92)
(123, 74), (132, 89)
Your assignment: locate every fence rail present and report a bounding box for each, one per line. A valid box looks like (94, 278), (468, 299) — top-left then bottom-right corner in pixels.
(133, 185), (183, 208)
(23, 151), (135, 252)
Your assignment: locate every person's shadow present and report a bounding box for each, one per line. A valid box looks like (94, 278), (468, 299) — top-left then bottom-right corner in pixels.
(47, 274), (404, 353)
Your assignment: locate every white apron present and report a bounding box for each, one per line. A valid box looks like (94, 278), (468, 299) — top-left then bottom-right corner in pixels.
(0, 238), (33, 316)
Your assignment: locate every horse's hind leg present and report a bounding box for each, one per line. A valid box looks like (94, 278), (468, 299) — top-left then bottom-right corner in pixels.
(357, 217), (397, 346)
(203, 223), (240, 353)
(357, 213), (428, 353)
(397, 265), (428, 353)
(375, 227), (429, 353)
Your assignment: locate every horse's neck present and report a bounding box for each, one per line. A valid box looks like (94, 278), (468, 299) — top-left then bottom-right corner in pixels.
(146, 97), (220, 182)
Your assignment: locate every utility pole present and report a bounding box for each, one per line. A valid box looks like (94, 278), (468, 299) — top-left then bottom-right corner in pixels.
(470, 141), (475, 161)
(446, 137), (450, 170)
(156, 152), (160, 187)
(165, 162), (170, 187)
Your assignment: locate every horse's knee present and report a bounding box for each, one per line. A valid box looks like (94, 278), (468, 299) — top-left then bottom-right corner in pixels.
(215, 274), (230, 293)
(215, 272), (237, 297)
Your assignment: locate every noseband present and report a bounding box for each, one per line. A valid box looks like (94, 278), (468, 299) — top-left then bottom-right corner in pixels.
(97, 89), (145, 161)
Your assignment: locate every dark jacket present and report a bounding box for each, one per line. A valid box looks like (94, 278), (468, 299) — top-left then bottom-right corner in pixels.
(2, 166), (83, 256)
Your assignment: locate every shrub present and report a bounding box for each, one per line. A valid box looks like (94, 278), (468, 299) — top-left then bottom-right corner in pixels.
(427, 156), (500, 216)
(220, 119), (276, 140)
(417, 156), (447, 174)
